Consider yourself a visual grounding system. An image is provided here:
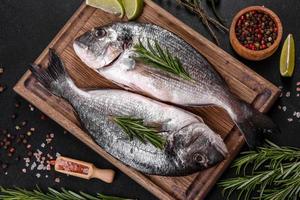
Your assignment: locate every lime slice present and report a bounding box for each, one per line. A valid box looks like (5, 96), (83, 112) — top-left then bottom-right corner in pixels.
(122, 0), (144, 20)
(86, 0), (124, 18)
(280, 34), (295, 77)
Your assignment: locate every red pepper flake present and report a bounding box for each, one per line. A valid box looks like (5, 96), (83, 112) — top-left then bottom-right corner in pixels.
(235, 10), (278, 51)
(9, 147), (15, 153)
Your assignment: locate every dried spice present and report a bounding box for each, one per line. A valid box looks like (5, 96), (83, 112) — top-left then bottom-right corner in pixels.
(235, 10), (277, 50)
(0, 84), (6, 93)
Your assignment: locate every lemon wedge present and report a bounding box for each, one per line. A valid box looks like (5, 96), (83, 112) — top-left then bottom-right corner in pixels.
(86, 0), (125, 18)
(122, 0), (144, 20)
(280, 34), (295, 77)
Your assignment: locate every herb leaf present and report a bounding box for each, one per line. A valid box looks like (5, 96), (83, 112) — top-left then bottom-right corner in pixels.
(218, 140), (300, 200)
(113, 116), (166, 150)
(134, 39), (192, 80)
(0, 187), (132, 200)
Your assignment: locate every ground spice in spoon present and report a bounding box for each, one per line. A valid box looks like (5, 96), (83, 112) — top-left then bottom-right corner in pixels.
(235, 10), (278, 50)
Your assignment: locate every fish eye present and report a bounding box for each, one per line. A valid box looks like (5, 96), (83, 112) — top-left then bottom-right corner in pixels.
(193, 153), (206, 164)
(95, 29), (106, 37)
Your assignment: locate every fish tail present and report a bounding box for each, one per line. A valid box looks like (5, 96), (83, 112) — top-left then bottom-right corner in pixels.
(29, 49), (72, 98)
(233, 102), (280, 149)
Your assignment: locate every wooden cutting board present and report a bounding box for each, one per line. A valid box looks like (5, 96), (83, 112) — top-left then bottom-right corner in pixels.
(13, 1), (280, 199)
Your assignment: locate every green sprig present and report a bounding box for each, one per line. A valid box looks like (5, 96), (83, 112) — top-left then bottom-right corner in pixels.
(0, 187), (132, 200)
(113, 116), (166, 149)
(134, 39), (192, 80)
(218, 140), (300, 200)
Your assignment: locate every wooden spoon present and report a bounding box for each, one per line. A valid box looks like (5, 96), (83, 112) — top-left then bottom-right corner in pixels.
(54, 156), (115, 183)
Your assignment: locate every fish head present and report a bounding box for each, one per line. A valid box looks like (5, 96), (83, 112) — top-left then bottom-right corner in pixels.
(174, 124), (228, 168)
(73, 24), (132, 70)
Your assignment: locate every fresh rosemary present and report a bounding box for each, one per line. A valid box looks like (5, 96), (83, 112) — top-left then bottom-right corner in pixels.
(0, 187), (132, 200)
(218, 140), (300, 200)
(176, 0), (228, 45)
(113, 116), (166, 149)
(134, 39), (192, 80)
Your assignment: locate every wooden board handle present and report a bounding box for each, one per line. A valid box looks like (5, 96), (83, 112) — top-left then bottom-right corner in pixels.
(91, 168), (115, 183)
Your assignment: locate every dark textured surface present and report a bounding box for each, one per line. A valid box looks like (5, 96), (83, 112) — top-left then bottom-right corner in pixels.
(0, 0), (299, 199)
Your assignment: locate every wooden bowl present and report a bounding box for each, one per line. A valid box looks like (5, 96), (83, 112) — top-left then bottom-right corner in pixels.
(229, 6), (283, 61)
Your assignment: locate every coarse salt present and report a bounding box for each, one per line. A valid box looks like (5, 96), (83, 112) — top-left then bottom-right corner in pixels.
(31, 162), (37, 170)
(37, 164), (44, 170)
(286, 91), (291, 97)
(22, 168), (27, 173)
(36, 173), (41, 178)
(41, 143), (45, 148)
(282, 106), (287, 112)
(288, 118), (293, 122)
(55, 177), (60, 183)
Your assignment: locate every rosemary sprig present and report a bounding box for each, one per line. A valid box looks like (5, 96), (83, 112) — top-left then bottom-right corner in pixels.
(113, 116), (166, 149)
(134, 39), (192, 80)
(0, 187), (132, 200)
(218, 140), (300, 200)
(176, 0), (228, 45)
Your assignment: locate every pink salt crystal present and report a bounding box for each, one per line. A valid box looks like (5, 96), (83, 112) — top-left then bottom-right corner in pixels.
(297, 82), (300, 86)
(297, 87), (300, 92)
(22, 168), (27, 173)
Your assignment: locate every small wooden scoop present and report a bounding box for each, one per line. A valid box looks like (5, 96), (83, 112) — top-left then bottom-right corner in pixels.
(54, 156), (115, 183)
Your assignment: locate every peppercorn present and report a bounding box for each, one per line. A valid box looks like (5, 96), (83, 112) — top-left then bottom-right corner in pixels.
(27, 151), (33, 157)
(11, 114), (17, 120)
(2, 163), (8, 169)
(14, 102), (20, 108)
(21, 121), (27, 127)
(0, 84), (6, 93)
(235, 10), (277, 51)
(26, 131), (32, 136)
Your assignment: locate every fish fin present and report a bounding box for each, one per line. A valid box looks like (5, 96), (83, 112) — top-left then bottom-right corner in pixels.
(234, 103), (280, 149)
(29, 49), (70, 97)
